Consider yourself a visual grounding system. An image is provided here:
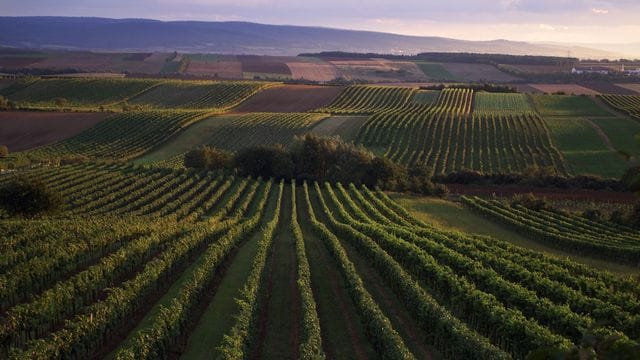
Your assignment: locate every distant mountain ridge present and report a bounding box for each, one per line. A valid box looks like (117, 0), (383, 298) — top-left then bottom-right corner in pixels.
(0, 16), (624, 58)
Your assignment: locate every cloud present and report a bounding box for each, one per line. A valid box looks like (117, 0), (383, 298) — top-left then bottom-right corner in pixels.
(592, 8), (609, 14)
(539, 23), (556, 30)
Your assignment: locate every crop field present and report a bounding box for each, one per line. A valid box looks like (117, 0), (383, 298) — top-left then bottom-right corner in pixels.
(473, 92), (534, 114)
(531, 95), (613, 117)
(529, 84), (601, 96)
(542, 117), (628, 178)
(232, 85), (343, 113)
(286, 61), (340, 82)
(615, 83), (640, 94)
(415, 62), (457, 81)
(2, 163), (639, 359)
(439, 62), (518, 82)
(0, 111), (108, 151)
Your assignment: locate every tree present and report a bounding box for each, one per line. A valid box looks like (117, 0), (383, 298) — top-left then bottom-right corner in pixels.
(234, 145), (293, 179)
(0, 177), (64, 218)
(0, 145), (8, 158)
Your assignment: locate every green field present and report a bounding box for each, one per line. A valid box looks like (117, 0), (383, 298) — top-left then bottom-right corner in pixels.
(590, 117), (640, 155)
(531, 95), (613, 117)
(543, 117), (629, 177)
(415, 62), (456, 81)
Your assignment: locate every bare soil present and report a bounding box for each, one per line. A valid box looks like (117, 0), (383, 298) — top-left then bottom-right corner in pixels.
(232, 85), (343, 113)
(0, 111), (108, 151)
(185, 60), (243, 79)
(286, 62), (340, 82)
(238, 55), (293, 75)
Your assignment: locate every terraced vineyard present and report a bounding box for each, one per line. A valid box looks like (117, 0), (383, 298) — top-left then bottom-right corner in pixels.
(21, 111), (211, 160)
(461, 196), (640, 264)
(356, 110), (567, 175)
(1, 163), (639, 359)
(599, 94), (640, 120)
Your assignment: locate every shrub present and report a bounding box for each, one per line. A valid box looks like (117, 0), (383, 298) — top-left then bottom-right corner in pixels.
(0, 145), (8, 158)
(511, 193), (549, 211)
(0, 176), (64, 217)
(184, 146), (233, 170)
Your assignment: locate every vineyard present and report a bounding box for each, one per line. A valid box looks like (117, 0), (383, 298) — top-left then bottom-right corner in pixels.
(1, 163), (639, 359)
(20, 111), (212, 161)
(0, 78), (270, 111)
(599, 94), (640, 120)
(355, 110), (567, 175)
(127, 81), (271, 110)
(461, 196), (640, 264)
(473, 92), (534, 115)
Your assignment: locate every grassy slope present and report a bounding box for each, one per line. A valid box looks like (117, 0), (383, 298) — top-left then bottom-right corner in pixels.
(531, 95), (613, 117)
(391, 194), (639, 275)
(543, 117), (628, 178)
(134, 114), (240, 164)
(590, 117), (640, 155)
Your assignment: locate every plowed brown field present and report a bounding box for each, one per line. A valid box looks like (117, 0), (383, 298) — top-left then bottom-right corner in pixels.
(232, 85), (343, 113)
(286, 62), (339, 82)
(0, 111), (108, 151)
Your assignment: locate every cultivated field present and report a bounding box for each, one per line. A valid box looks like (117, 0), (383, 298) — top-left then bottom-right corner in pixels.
(2, 75), (640, 360)
(0, 112), (109, 151)
(529, 84), (600, 95)
(232, 85), (343, 113)
(286, 61), (340, 82)
(2, 164), (639, 359)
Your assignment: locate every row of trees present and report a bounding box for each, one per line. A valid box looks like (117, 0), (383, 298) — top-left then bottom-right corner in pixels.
(184, 134), (448, 196)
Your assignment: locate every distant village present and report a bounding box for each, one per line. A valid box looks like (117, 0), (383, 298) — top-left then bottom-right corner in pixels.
(572, 64), (640, 76)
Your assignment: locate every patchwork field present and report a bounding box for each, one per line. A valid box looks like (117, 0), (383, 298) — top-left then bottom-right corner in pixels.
(2, 76), (640, 360)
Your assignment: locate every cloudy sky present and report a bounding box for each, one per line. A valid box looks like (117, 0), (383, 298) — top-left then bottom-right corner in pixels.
(3, 0), (639, 44)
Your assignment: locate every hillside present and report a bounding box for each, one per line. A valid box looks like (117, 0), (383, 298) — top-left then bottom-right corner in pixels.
(0, 17), (621, 58)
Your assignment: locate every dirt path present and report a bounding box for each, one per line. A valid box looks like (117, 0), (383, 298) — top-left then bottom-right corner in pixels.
(296, 187), (373, 360)
(584, 118), (616, 151)
(251, 185), (301, 359)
